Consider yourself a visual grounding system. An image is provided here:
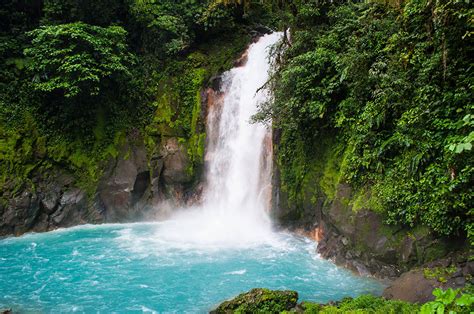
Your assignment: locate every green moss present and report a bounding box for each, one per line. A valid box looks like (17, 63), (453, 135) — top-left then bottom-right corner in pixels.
(191, 90), (201, 132)
(143, 32), (248, 178)
(351, 186), (384, 213)
(277, 131), (351, 222)
(212, 288), (298, 313)
(319, 144), (343, 201)
(423, 242), (451, 263)
(93, 106), (106, 142)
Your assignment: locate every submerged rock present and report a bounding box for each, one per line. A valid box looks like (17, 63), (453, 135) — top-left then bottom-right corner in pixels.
(211, 288), (298, 313)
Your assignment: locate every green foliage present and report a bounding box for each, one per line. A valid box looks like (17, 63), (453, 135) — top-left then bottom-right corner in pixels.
(42, 0), (125, 26)
(333, 295), (419, 314)
(129, 0), (238, 55)
(300, 295), (419, 313)
(25, 22), (134, 98)
(258, 0), (473, 240)
(420, 288), (474, 314)
(423, 266), (457, 283)
(0, 0), (256, 201)
(213, 288), (474, 314)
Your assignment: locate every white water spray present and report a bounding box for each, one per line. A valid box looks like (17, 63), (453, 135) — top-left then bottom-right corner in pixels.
(154, 33), (282, 248)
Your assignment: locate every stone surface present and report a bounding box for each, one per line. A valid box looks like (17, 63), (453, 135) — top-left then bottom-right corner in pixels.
(160, 137), (192, 185)
(0, 168), (97, 236)
(1, 131), (203, 237)
(383, 255), (474, 303)
(273, 171), (460, 280)
(40, 189), (60, 214)
(51, 188), (87, 227)
(383, 269), (439, 303)
(98, 139), (148, 222)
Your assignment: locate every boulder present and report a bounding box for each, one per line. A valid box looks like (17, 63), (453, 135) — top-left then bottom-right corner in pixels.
(383, 256), (474, 303)
(383, 269), (439, 303)
(211, 288), (298, 313)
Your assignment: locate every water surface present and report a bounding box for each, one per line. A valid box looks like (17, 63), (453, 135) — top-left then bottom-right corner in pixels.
(0, 223), (383, 313)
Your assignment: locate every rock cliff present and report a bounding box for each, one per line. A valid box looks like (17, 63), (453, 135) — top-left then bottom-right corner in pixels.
(0, 133), (198, 236)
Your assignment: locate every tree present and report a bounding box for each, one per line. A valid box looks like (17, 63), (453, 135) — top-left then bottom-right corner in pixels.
(130, 0), (236, 55)
(24, 22), (134, 98)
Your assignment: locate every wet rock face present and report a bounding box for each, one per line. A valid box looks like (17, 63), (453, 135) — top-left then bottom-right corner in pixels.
(1, 132), (199, 237)
(98, 139), (149, 222)
(1, 191), (40, 235)
(51, 188), (87, 226)
(98, 135), (195, 222)
(0, 171), (102, 237)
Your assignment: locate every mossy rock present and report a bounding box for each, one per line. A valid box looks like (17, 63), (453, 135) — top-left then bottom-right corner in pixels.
(211, 288), (298, 313)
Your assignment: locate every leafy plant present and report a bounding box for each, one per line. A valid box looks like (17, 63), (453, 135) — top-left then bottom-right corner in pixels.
(420, 288), (474, 314)
(24, 22), (135, 98)
(423, 266), (458, 283)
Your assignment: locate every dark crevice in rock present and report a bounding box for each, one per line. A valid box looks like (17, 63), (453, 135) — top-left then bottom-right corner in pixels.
(131, 171), (150, 205)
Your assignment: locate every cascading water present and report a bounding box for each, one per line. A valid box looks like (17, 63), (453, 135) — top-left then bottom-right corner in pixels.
(0, 33), (384, 313)
(205, 33), (277, 217)
(152, 33), (280, 247)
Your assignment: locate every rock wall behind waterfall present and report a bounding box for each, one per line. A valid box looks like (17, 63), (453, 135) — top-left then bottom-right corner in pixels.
(0, 131), (201, 236)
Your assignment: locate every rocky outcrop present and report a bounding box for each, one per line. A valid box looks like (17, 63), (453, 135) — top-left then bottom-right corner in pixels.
(313, 183), (459, 279)
(271, 135), (473, 302)
(98, 137), (151, 222)
(383, 253), (474, 303)
(0, 170), (102, 236)
(274, 179), (457, 280)
(211, 288), (298, 314)
(98, 135), (199, 222)
(0, 132), (199, 237)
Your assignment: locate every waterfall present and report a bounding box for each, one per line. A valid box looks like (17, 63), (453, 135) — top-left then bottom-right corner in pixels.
(154, 32), (282, 248)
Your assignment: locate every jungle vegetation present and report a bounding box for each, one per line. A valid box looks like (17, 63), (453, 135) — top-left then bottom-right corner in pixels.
(1, 0), (472, 244)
